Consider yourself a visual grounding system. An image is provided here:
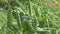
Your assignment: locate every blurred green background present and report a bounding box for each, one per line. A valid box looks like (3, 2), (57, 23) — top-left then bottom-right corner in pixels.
(0, 0), (60, 34)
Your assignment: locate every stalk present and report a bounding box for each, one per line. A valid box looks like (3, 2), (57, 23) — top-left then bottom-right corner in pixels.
(28, 0), (32, 15)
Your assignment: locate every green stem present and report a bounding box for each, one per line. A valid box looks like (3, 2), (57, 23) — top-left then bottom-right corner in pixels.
(29, 0), (32, 15)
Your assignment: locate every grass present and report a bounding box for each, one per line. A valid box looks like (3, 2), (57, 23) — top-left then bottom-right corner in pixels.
(0, 0), (60, 34)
